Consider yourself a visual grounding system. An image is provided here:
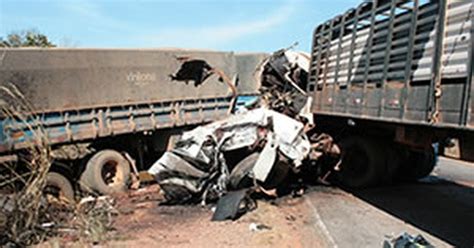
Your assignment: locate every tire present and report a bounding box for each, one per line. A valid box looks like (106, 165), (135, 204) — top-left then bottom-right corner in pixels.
(337, 137), (386, 188)
(228, 152), (290, 190)
(80, 149), (130, 194)
(45, 172), (75, 201)
(229, 153), (260, 190)
(398, 148), (436, 181)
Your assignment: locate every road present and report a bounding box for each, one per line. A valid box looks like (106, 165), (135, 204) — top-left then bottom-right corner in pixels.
(304, 157), (474, 247)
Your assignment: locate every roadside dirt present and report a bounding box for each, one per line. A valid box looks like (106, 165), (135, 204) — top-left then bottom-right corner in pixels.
(105, 185), (324, 247)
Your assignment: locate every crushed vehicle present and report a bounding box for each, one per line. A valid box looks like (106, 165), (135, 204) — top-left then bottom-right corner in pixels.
(148, 108), (311, 203)
(148, 47), (340, 220)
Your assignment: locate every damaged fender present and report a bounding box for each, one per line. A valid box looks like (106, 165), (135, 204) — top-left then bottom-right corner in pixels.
(253, 132), (278, 182)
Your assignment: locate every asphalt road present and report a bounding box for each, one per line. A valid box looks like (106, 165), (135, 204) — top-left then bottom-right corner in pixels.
(304, 157), (474, 248)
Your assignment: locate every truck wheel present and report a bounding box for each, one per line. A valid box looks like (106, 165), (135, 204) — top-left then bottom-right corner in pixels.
(398, 148), (436, 180)
(228, 152), (289, 190)
(80, 149), (130, 194)
(337, 137), (385, 188)
(45, 172), (75, 201)
(229, 153), (259, 189)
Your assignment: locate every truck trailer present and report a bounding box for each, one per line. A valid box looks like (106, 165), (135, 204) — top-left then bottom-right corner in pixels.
(308, 0), (473, 187)
(0, 48), (266, 198)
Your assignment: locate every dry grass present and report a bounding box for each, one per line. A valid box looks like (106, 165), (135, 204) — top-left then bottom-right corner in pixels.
(0, 83), (116, 246)
(0, 83), (52, 245)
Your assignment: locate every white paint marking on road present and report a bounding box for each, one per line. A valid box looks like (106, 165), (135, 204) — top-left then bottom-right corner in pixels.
(304, 197), (338, 248)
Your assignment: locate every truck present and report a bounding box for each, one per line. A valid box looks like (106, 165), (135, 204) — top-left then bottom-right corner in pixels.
(0, 48), (266, 198)
(308, 0), (473, 187)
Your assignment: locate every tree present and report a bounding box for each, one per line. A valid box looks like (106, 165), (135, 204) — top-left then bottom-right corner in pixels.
(0, 30), (56, 48)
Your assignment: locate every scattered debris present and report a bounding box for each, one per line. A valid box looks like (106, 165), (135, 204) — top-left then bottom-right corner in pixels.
(170, 56), (238, 115)
(383, 232), (435, 248)
(249, 222), (272, 232)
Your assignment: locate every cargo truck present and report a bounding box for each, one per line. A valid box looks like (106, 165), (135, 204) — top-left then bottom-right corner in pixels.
(0, 48), (266, 198)
(308, 0), (473, 187)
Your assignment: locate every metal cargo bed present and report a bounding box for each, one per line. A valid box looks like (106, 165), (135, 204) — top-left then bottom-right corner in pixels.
(0, 49), (267, 152)
(308, 0), (473, 130)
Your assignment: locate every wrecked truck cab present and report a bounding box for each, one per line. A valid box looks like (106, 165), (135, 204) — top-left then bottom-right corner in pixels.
(146, 47), (343, 220)
(148, 108), (312, 204)
(258, 49), (311, 117)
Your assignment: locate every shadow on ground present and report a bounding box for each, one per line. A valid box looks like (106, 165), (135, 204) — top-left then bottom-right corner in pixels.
(348, 176), (474, 247)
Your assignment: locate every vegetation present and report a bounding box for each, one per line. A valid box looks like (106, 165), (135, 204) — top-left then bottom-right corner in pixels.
(0, 29), (56, 48)
(0, 84), (114, 246)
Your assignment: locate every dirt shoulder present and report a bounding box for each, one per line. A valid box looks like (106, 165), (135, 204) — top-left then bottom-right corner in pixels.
(105, 185), (324, 247)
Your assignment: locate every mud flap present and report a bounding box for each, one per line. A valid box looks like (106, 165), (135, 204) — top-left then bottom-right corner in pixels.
(211, 189), (254, 221)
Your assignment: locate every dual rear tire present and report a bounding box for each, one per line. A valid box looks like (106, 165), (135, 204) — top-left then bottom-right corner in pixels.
(337, 137), (436, 188)
(396, 149), (436, 181)
(80, 149), (131, 194)
(45, 149), (132, 201)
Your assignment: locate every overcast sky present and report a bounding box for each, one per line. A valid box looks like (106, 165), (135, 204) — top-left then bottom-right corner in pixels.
(0, 0), (361, 52)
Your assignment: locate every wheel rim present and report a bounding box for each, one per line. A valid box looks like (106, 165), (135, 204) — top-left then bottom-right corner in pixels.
(101, 160), (124, 187)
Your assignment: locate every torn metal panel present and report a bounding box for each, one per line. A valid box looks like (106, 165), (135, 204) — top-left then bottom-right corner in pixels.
(169, 59), (214, 87)
(219, 125), (259, 151)
(259, 48), (311, 117)
(173, 129), (214, 165)
(253, 132), (278, 182)
(280, 134), (311, 167)
(159, 178), (201, 194)
(271, 110), (305, 144)
(148, 151), (209, 179)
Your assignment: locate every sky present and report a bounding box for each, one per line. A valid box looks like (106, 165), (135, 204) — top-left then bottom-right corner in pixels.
(0, 0), (361, 52)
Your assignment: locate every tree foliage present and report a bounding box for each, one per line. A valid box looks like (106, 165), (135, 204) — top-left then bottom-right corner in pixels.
(0, 30), (56, 48)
